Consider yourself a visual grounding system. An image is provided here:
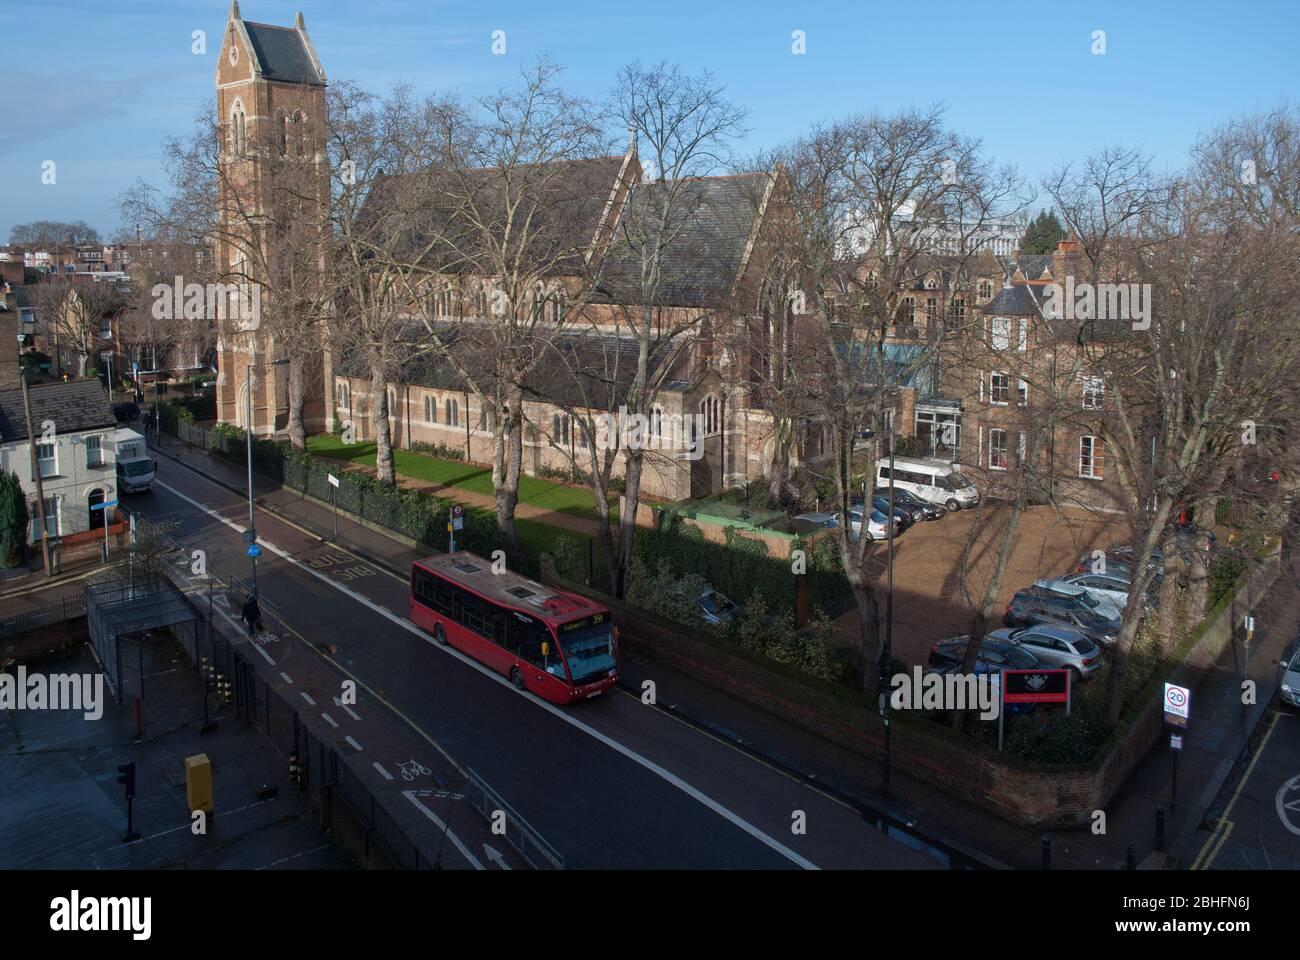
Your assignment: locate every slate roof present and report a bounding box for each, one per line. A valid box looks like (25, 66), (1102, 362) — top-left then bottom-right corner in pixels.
(983, 283), (1044, 316)
(593, 173), (769, 309)
(359, 156), (628, 276)
(332, 323), (671, 411)
(0, 379), (115, 443)
(242, 21), (324, 86)
(1015, 254), (1053, 280)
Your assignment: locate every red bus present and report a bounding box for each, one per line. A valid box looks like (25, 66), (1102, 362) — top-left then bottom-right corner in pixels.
(409, 551), (619, 704)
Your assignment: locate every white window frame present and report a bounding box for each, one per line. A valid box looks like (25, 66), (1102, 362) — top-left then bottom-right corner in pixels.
(1079, 435), (1104, 479)
(1082, 377), (1105, 410)
(988, 428), (1008, 471)
(37, 442), (57, 478)
(990, 317), (1012, 351)
(989, 372), (1010, 405)
(85, 434), (103, 469)
(1017, 378), (1029, 406)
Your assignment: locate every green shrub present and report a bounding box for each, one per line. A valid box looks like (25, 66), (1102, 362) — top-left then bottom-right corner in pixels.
(0, 472), (29, 569)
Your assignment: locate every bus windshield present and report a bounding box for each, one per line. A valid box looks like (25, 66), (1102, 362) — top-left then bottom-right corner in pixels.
(556, 622), (616, 686)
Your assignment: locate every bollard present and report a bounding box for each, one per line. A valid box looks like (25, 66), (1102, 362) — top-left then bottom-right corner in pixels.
(1041, 832), (1051, 869)
(1155, 806), (1166, 852)
(1126, 842), (1136, 870)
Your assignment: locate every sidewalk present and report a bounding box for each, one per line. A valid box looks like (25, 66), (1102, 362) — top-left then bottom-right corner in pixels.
(149, 430), (1293, 869)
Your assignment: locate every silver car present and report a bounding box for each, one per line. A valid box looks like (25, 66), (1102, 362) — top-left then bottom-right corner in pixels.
(1281, 644), (1300, 708)
(989, 624), (1105, 681)
(1059, 571), (1155, 619)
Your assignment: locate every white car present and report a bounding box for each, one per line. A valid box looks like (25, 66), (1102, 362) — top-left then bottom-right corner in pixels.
(795, 508), (898, 542)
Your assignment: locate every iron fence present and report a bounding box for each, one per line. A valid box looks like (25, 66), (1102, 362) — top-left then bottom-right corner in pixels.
(0, 595), (86, 638)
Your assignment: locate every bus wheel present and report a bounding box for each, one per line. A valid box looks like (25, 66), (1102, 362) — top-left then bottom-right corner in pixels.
(433, 623), (448, 645)
(510, 666), (526, 690)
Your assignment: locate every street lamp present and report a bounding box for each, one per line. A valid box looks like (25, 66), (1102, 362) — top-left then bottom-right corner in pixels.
(244, 357), (288, 598)
(860, 424), (897, 795)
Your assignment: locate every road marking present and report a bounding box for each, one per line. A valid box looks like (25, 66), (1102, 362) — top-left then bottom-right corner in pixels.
(256, 842), (336, 870)
(403, 790), (484, 870)
(373, 762), (394, 780)
(1275, 774), (1300, 836)
(300, 692), (316, 706)
(334, 697), (362, 721)
(280, 672), (294, 684)
(1192, 711), (1280, 869)
(322, 712), (339, 728)
(345, 735), (364, 752)
(156, 478), (820, 870)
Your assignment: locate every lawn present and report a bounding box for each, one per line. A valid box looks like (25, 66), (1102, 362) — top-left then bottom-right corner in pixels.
(306, 434), (615, 526)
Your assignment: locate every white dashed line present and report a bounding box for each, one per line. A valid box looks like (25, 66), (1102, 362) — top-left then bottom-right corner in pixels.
(345, 736), (363, 752)
(299, 692), (316, 706)
(280, 672), (294, 684)
(372, 762), (394, 781)
(321, 713), (339, 728)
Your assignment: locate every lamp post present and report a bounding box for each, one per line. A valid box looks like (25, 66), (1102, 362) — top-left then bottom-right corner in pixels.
(244, 357), (288, 598)
(862, 425), (897, 795)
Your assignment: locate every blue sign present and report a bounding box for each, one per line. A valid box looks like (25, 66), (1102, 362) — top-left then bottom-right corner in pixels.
(246, 544), (262, 558)
(90, 499), (119, 511)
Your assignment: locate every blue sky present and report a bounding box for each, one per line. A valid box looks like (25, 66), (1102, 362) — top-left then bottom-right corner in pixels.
(3, 0), (1297, 240)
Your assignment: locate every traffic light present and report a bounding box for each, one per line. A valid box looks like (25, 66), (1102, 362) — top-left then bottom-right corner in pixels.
(117, 761), (136, 799)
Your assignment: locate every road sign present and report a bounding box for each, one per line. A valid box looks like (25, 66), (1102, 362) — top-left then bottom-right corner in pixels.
(1163, 682), (1191, 727)
(246, 544), (262, 558)
(1244, 615), (1256, 639)
(328, 473), (339, 488)
(452, 504), (464, 531)
(1170, 733), (1183, 751)
(89, 499), (119, 511)
(1002, 669), (1071, 704)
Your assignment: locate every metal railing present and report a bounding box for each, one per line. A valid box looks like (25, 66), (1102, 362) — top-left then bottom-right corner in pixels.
(464, 766), (565, 869)
(0, 595), (86, 638)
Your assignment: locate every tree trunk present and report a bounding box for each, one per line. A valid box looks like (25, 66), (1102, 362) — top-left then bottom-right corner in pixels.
(371, 367), (396, 486)
(286, 355), (307, 452)
(615, 448), (645, 600)
(494, 391), (523, 547)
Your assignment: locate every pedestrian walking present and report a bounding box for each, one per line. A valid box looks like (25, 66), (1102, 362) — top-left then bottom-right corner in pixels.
(241, 593), (261, 639)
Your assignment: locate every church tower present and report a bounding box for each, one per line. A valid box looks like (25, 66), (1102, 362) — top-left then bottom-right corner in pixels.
(213, 2), (328, 436)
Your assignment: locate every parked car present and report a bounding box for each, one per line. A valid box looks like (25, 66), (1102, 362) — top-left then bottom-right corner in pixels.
(1056, 570), (1158, 617)
(926, 637), (1041, 715)
(1074, 544), (1164, 577)
(1281, 641), (1300, 709)
(869, 494), (918, 529)
(794, 506), (901, 542)
(873, 487), (945, 521)
(1003, 584), (1121, 646)
(1034, 576), (1124, 621)
(876, 456), (980, 512)
(988, 625), (1104, 681)
(667, 583), (743, 627)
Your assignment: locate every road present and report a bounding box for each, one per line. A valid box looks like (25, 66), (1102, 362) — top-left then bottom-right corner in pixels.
(1190, 701), (1300, 870)
(130, 458), (940, 869)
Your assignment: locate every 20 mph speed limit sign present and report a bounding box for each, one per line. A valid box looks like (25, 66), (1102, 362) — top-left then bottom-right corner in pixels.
(1163, 682), (1191, 727)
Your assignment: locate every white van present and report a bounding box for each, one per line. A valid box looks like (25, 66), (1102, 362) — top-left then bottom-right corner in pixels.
(876, 456), (980, 511)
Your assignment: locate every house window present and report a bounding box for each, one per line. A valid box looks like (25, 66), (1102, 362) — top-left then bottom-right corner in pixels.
(989, 429), (1008, 470)
(31, 497), (58, 540)
(1016, 320), (1028, 351)
(550, 289), (566, 323)
(1017, 431), (1026, 463)
(900, 297), (915, 326)
(444, 398), (459, 427)
(1082, 377), (1105, 410)
(990, 317), (1012, 350)
(990, 373), (1010, 404)
(1079, 436), (1105, 479)
(425, 395), (437, 424)
(1017, 379), (1028, 406)
(230, 100), (247, 157)
(978, 279), (993, 300)
(85, 435), (103, 468)
(651, 407), (663, 438)
(950, 298), (966, 324)
(478, 406), (492, 432)
(551, 414), (569, 445)
(37, 442), (57, 478)
(925, 297), (938, 324)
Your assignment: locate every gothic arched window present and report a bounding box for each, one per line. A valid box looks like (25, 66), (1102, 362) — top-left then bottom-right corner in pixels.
(230, 99), (247, 158)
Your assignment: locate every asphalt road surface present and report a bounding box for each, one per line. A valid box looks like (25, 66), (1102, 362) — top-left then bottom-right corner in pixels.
(128, 460), (940, 869)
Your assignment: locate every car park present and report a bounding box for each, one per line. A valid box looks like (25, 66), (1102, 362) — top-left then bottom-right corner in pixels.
(987, 625), (1104, 681)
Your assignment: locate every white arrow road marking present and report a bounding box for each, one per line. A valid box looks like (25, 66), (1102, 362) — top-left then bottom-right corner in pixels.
(404, 790), (484, 870)
(157, 479), (820, 871)
(483, 843), (511, 870)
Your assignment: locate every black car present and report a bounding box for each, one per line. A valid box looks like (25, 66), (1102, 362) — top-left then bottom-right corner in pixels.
(1004, 586), (1121, 646)
(854, 495), (914, 530)
(873, 487), (945, 521)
